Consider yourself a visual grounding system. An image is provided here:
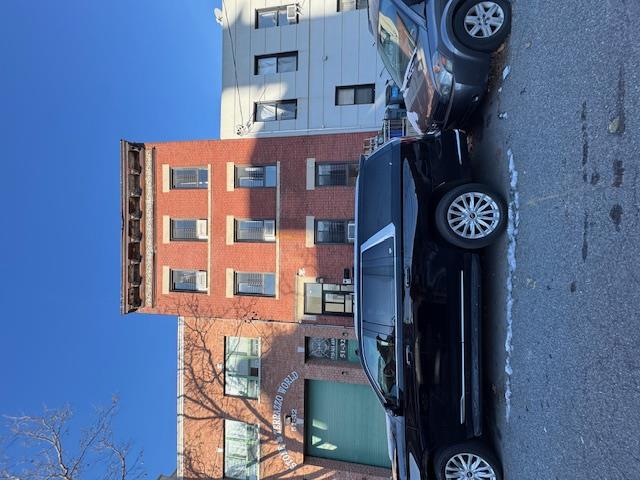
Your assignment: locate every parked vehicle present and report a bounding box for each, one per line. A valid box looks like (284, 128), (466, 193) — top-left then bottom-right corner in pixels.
(369, 0), (511, 133)
(354, 132), (506, 479)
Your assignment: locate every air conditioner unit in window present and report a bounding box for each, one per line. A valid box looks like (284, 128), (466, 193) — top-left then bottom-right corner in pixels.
(342, 278), (352, 285)
(347, 222), (356, 242)
(263, 220), (276, 241)
(196, 219), (208, 240)
(286, 4), (297, 23)
(196, 271), (208, 292)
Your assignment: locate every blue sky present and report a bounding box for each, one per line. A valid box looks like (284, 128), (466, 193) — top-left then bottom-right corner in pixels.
(0, 0), (220, 475)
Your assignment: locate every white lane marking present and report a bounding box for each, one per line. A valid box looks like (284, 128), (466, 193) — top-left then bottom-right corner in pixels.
(505, 148), (520, 422)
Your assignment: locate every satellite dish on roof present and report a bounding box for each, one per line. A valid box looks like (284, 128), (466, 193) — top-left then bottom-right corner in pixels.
(214, 8), (224, 25)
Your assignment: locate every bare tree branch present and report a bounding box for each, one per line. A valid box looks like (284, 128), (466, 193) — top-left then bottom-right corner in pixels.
(0, 399), (146, 480)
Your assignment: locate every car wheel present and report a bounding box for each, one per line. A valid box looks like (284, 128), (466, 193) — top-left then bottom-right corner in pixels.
(434, 441), (503, 480)
(435, 183), (506, 249)
(453, 0), (512, 53)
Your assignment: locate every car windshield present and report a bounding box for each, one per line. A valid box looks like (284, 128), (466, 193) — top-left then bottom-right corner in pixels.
(377, 0), (418, 86)
(361, 236), (398, 402)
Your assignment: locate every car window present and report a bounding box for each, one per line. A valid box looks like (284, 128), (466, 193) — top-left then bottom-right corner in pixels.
(361, 236), (398, 402)
(362, 328), (397, 402)
(361, 236), (395, 326)
(377, 0), (418, 86)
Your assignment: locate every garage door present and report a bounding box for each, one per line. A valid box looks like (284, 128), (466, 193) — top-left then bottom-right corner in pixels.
(305, 380), (391, 468)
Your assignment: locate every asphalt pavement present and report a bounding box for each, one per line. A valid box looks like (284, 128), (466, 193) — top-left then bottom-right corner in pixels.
(468, 0), (640, 478)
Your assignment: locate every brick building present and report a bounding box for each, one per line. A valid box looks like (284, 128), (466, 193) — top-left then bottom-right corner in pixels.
(120, 133), (391, 479)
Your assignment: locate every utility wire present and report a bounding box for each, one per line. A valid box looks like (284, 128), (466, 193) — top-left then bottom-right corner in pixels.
(221, 0), (246, 129)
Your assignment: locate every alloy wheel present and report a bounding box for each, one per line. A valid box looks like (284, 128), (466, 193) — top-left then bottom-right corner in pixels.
(464, 1), (505, 38)
(444, 453), (498, 480)
(447, 191), (500, 239)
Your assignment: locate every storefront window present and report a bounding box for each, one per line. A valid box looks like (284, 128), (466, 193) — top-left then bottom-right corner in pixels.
(306, 337), (359, 363)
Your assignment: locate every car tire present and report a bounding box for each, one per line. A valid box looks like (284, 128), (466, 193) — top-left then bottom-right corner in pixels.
(435, 183), (506, 249)
(453, 0), (512, 53)
(434, 441), (503, 480)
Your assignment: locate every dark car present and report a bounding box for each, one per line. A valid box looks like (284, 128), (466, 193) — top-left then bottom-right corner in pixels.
(369, 0), (511, 132)
(354, 132), (506, 479)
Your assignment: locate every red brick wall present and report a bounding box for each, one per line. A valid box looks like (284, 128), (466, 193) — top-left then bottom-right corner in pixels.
(181, 317), (390, 480)
(140, 133), (372, 325)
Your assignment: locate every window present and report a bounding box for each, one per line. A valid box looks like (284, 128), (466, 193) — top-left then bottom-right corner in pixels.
(224, 420), (260, 480)
(235, 165), (277, 188)
(315, 163), (359, 187)
(235, 219), (276, 242)
(377, 0), (419, 87)
(255, 52), (298, 75)
(304, 283), (354, 316)
(170, 269), (207, 292)
(256, 5), (298, 28)
(225, 337), (261, 399)
(170, 167), (208, 189)
(170, 219), (208, 241)
(235, 272), (276, 297)
(336, 84), (375, 105)
(361, 236), (395, 326)
(362, 328), (397, 402)
(306, 337), (359, 363)
(255, 100), (297, 122)
(315, 220), (355, 244)
(338, 0), (368, 11)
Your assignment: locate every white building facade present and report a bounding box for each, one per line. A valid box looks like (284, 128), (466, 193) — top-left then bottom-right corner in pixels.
(220, 0), (390, 138)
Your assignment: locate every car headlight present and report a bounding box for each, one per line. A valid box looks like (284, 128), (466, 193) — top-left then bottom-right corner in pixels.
(432, 52), (454, 99)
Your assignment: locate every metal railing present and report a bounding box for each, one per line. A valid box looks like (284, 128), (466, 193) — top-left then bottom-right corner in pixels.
(363, 117), (420, 156)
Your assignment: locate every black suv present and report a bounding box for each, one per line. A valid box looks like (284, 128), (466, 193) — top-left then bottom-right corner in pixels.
(369, 0), (511, 132)
(354, 133), (506, 479)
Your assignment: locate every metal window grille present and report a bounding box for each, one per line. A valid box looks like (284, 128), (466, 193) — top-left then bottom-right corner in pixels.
(171, 219), (197, 240)
(236, 165), (276, 187)
(316, 220), (354, 243)
(171, 270), (206, 292)
(171, 167), (208, 189)
(171, 270), (196, 291)
(235, 272), (276, 296)
(235, 220), (276, 242)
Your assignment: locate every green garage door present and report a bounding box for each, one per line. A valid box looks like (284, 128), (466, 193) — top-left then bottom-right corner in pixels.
(305, 380), (391, 468)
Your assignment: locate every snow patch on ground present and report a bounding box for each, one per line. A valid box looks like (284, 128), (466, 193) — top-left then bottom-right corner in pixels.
(502, 64), (511, 80)
(505, 148), (519, 422)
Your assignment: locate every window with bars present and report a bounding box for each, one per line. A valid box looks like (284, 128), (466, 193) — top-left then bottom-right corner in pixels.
(255, 100), (297, 122)
(235, 165), (277, 188)
(338, 0), (368, 12)
(305, 337), (359, 363)
(255, 52), (298, 75)
(256, 5), (298, 28)
(235, 272), (276, 297)
(315, 220), (355, 244)
(315, 163), (358, 187)
(304, 283), (354, 316)
(225, 337), (261, 399)
(170, 219), (208, 241)
(235, 219), (276, 242)
(170, 167), (208, 189)
(336, 84), (375, 105)
(170, 270), (207, 293)
(224, 420), (260, 480)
